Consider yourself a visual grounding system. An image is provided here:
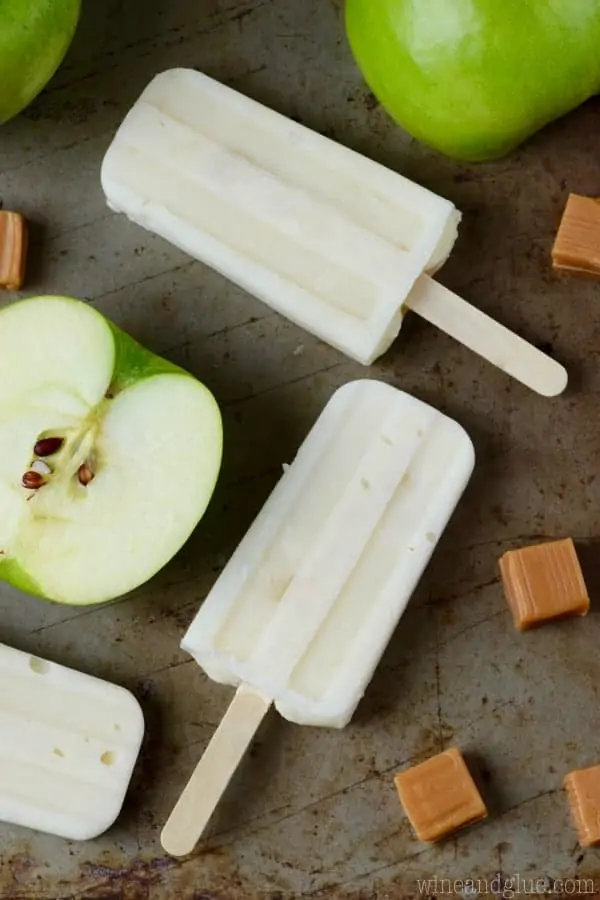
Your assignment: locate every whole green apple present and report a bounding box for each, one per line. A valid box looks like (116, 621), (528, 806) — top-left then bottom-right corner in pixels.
(0, 296), (223, 605)
(0, 0), (81, 125)
(345, 0), (600, 161)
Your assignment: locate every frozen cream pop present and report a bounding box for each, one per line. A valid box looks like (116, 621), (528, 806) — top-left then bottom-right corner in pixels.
(161, 380), (475, 857)
(101, 68), (567, 397)
(0, 643), (144, 841)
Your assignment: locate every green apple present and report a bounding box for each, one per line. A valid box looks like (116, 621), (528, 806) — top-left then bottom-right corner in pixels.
(0, 296), (222, 606)
(345, 0), (600, 161)
(0, 0), (81, 125)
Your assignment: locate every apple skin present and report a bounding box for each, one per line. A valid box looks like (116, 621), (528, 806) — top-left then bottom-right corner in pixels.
(0, 556), (40, 600)
(0, 0), (81, 125)
(345, 0), (600, 162)
(0, 296), (223, 606)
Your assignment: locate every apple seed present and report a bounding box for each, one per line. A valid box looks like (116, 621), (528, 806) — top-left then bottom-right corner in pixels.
(34, 436), (64, 457)
(22, 471), (45, 490)
(31, 459), (52, 476)
(78, 463), (94, 486)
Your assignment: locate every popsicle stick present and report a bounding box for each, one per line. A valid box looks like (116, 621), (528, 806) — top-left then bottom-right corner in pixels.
(160, 683), (272, 857)
(406, 275), (568, 397)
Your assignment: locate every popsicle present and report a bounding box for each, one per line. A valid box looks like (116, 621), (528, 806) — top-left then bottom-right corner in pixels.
(161, 379), (475, 857)
(101, 68), (567, 397)
(0, 643), (144, 841)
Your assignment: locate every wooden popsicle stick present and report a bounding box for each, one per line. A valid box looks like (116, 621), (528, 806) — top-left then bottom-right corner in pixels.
(160, 683), (272, 858)
(406, 275), (568, 397)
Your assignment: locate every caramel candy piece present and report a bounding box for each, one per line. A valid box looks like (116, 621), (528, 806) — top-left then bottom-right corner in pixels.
(565, 765), (600, 846)
(552, 193), (600, 276)
(499, 538), (589, 631)
(0, 211), (28, 290)
(394, 747), (487, 843)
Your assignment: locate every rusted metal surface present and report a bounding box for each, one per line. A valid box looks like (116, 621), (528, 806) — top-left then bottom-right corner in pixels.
(2, 0), (600, 897)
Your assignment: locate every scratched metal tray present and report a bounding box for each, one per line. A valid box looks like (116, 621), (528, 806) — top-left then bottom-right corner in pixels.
(2, 1), (600, 898)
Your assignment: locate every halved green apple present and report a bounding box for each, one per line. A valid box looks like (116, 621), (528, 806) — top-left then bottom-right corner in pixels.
(0, 296), (222, 606)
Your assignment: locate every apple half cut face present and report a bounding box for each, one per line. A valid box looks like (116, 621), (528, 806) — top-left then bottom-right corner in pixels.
(0, 296), (223, 606)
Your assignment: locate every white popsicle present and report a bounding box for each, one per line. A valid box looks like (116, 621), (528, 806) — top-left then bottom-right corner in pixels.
(161, 380), (474, 857)
(101, 68), (567, 397)
(0, 643), (144, 841)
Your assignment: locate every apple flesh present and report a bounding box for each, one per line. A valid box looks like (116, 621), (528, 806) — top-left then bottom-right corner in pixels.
(345, 0), (600, 162)
(0, 0), (81, 125)
(0, 296), (222, 606)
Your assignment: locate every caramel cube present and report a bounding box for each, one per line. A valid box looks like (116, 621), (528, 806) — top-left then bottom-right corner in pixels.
(0, 211), (28, 290)
(499, 538), (589, 631)
(552, 193), (600, 276)
(394, 748), (487, 843)
(565, 765), (600, 846)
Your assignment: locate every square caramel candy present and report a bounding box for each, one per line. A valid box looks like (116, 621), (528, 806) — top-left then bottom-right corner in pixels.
(394, 747), (487, 843)
(0, 211), (28, 290)
(565, 765), (600, 846)
(499, 538), (589, 631)
(552, 193), (600, 276)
